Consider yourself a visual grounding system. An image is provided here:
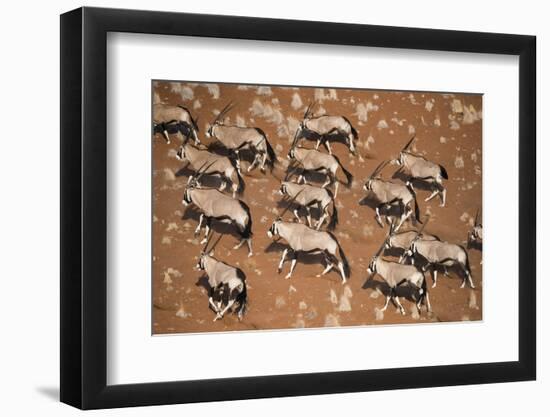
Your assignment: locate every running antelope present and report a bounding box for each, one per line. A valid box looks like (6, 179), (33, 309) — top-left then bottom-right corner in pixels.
(363, 160), (421, 231)
(267, 196), (350, 283)
(367, 237), (431, 315)
(286, 147), (353, 198)
(182, 163), (253, 256)
(206, 103), (277, 172)
(293, 102), (358, 155)
(197, 233), (247, 321)
(393, 136), (449, 206)
(278, 181), (338, 230)
(153, 103), (200, 145)
(402, 228), (474, 289)
(176, 141), (244, 198)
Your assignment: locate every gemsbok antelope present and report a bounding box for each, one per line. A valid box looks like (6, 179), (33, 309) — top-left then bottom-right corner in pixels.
(402, 224), (475, 289)
(393, 136), (449, 206)
(181, 163), (253, 256)
(363, 160), (421, 231)
(293, 102), (359, 155)
(278, 181), (338, 230)
(196, 233), (247, 321)
(153, 103), (200, 145)
(267, 195), (350, 283)
(367, 236), (431, 315)
(176, 140), (244, 198)
(206, 102), (277, 172)
(286, 146), (353, 198)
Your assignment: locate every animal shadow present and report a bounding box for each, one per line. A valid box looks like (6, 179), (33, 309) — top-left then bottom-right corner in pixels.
(181, 206), (243, 241)
(392, 169), (435, 192)
(362, 276), (420, 304)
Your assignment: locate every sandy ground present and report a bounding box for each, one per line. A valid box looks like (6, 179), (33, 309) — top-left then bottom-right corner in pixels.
(152, 81), (482, 334)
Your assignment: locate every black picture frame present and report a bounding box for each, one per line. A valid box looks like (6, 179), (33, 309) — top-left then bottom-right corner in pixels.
(60, 6), (536, 410)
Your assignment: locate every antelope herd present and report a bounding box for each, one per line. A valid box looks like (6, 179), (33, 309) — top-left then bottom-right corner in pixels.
(154, 98), (482, 323)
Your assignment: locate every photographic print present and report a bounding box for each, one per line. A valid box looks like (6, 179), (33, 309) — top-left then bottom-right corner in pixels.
(152, 81), (483, 334)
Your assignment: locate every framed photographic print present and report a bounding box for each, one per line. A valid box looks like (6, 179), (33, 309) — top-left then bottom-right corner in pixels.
(60, 6), (536, 410)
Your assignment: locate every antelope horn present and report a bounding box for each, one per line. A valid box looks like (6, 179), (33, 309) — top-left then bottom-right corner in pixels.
(369, 160), (389, 180)
(401, 135), (416, 153)
(206, 232), (223, 253)
(194, 160), (217, 182)
(373, 239), (386, 258)
(303, 102), (313, 120)
(212, 102), (234, 125)
(278, 189), (304, 219)
(290, 127), (301, 150)
(474, 208), (480, 226)
(202, 231), (216, 253)
(407, 215), (431, 249)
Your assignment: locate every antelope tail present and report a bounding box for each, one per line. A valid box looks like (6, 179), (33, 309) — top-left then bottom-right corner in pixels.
(343, 116), (359, 141)
(439, 164), (449, 180)
(333, 154), (353, 186)
(461, 245), (472, 277)
(229, 158), (245, 194)
(236, 283), (248, 318)
(255, 127), (277, 170)
(328, 232), (350, 278)
(406, 182), (422, 224)
(326, 189), (339, 231)
(177, 105), (199, 132)
(238, 201), (253, 238)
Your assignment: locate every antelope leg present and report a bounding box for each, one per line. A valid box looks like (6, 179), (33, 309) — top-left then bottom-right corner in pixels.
(306, 208), (313, 227)
(277, 248), (289, 273)
(208, 297), (220, 313)
(317, 255), (334, 277)
(194, 214), (204, 236)
(440, 188), (447, 207)
(247, 154), (260, 172)
(293, 209), (302, 223)
(337, 262), (347, 284)
(375, 207), (384, 227)
(321, 177), (331, 188)
(425, 292), (432, 313)
(234, 236), (253, 256)
(318, 263), (334, 277)
(425, 189), (439, 202)
(382, 296), (391, 312)
(432, 269), (438, 288)
(201, 221), (211, 244)
(260, 152), (267, 172)
(217, 299), (236, 319)
(316, 213), (328, 230)
(394, 296), (406, 315)
(162, 130), (171, 144)
(315, 139), (321, 150)
(285, 256), (297, 279)
(325, 140), (332, 155)
(467, 273), (475, 289)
